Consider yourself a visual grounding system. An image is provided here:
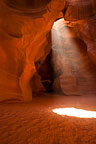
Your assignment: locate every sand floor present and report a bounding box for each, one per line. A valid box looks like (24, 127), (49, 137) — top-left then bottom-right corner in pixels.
(0, 94), (96, 144)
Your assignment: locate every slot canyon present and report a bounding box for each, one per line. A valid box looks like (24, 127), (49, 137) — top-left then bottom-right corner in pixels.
(0, 0), (96, 143)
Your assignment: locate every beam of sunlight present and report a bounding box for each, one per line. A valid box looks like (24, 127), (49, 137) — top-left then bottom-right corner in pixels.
(52, 107), (96, 118)
(51, 18), (82, 95)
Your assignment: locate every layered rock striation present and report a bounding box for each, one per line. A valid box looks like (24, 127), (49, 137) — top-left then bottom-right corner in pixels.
(0, 0), (65, 101)
(0, 0), (96, 102)
(63, 0), (96, 65)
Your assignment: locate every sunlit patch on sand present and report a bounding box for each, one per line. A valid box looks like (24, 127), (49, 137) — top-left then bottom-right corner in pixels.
(53, 107), (96, 118)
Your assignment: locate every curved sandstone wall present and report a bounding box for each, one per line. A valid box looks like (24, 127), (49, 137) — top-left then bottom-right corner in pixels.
(64, 0), (96, 21)
(63, 0), (96, 65)
(0, 0), (65, 101)
(0, 0), (96, 102)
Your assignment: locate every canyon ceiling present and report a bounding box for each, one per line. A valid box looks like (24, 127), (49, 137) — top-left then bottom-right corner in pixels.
(0, 0), (96, 102)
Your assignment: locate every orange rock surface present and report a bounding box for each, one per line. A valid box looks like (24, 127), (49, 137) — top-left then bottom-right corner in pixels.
(0, 0), (96, 102)
(0, 0), (65, 101)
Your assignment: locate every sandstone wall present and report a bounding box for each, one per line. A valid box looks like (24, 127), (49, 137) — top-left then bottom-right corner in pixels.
(63, 0), (96, 65)
(0, 0), (65, 101)
(0, 0), (96, 102)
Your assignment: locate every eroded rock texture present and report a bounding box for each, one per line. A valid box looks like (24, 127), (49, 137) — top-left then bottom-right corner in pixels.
(0, 0), (65, 101)
(64, 0), (96, 64)
(0, 0), (96, 102)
